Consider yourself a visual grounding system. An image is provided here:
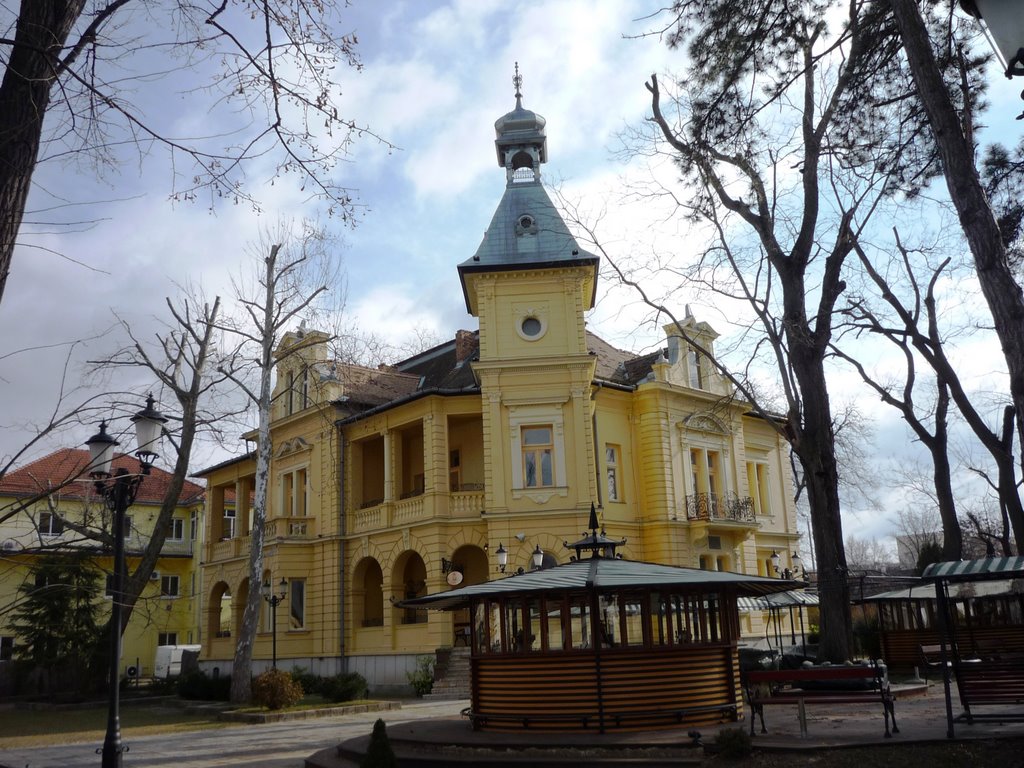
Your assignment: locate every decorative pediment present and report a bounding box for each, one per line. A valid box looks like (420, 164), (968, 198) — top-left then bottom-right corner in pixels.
(681, 412), (729, 435)
(274, 437), (311, 458)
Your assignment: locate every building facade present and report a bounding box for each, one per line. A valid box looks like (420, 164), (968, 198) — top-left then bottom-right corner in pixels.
(0, 449), (205, 681)
(197, 88), (801, 691)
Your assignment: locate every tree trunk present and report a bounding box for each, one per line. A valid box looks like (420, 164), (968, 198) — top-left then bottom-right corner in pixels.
(889, 0), (1024, 552)
(230, 246), (280, 704)
(0, 1), (85, 303)
(930, 386), (963, 560)
(790, 351), (853, 662)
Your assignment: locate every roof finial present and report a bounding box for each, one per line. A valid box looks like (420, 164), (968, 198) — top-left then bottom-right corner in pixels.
(513, 61), (523, 107)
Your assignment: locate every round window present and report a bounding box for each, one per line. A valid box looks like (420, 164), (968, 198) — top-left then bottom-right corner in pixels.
(521, 316), (542, 337)
(519, 215), (534, 229)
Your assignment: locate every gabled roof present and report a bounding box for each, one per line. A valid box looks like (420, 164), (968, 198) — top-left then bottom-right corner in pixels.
(0, 448), (204, 506)
(332, 328), (679, 425)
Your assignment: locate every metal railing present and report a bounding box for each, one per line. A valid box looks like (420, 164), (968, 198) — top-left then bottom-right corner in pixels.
(685, 492), (756, 524)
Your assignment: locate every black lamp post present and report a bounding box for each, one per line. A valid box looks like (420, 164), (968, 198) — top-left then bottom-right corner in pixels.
(86, 394), (167, 768)
(261, 577), (288, 669)
(770, 550), (802, 580)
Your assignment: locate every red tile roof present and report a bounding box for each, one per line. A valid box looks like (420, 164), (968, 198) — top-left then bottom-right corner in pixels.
(0, 448), (204, 506)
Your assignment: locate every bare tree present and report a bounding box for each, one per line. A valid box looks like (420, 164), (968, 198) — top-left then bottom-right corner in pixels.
(844, 237), (1024, 551)
(0, 1), (389, 306)
(627, 0), (970, 661)
(96, 292), (228, 632)
(887, 0), (1024, 503)
(835, 243), (965, 559)
(216, 223), (339, 703)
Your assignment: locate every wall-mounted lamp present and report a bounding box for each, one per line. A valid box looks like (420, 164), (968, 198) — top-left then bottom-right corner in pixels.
(496, 542), (508, 573)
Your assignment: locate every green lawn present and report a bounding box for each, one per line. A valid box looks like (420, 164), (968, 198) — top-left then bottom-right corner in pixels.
(0, 701), (236, 749)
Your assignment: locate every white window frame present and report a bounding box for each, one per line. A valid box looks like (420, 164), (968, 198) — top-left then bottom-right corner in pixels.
(169, 518), (185, 540)
(279, 466), (308, 518)
(190, 510), (199, 542)
(160, 575), (180, 598)
(158, 631), (177, 646)
(605, 444), (622, 502)
(39, 511), (63, 537)
(521, 425), (555, 488)
(746, 460), (772, 516)
(223, 508), (236, 539)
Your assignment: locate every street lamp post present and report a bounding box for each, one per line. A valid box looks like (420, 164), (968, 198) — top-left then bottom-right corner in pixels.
(86, 395), (167, 768)
(261, 577), (288, 669)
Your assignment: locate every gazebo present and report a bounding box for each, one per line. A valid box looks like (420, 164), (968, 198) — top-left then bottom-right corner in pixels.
(920, 557), (1024, 738)
(401, 510), (797, 732)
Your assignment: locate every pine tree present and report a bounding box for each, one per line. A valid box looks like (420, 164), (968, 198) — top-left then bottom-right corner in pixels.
(359, 718), (398, 768)
(10, 552), (103, 695)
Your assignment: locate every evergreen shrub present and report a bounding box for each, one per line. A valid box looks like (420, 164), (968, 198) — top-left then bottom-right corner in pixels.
(320, 672), (368, 703)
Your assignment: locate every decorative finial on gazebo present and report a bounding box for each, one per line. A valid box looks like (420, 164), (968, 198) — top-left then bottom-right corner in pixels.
(513, 62), (523, 107)
(565, 502), (627, 560)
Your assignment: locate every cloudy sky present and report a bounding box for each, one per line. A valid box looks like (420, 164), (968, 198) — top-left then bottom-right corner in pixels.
(1, 1), (1021, 550)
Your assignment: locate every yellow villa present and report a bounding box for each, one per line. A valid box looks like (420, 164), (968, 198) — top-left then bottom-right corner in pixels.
(197, 87), (802, 692)
(0, 449), (205, 683)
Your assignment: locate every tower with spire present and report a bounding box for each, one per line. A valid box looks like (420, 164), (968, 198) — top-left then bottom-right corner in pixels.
(458, 65), (601, 519)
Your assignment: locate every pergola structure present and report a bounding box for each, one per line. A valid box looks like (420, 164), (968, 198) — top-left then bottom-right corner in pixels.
(402, 510), (796, 733)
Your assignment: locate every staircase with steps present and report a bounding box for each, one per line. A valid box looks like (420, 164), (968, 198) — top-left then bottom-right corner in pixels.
(423, 646), (471, 700)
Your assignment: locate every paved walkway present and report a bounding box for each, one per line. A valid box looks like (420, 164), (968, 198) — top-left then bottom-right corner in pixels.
(4, 684), (1023, 768)
(0, 700), (467, 768)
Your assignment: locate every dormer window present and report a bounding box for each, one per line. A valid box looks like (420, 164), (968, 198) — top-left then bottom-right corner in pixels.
(688, 347), (705, 389)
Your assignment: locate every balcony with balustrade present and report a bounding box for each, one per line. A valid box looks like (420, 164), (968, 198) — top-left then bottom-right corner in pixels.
(684, 492), (757, 528)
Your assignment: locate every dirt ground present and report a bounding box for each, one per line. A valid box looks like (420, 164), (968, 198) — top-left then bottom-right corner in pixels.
(708, 737), (1024, 767)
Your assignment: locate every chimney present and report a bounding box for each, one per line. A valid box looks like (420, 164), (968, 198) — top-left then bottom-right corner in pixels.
(455, 329), (477, 363)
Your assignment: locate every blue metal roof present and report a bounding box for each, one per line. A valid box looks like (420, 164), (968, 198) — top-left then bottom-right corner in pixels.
(459, 182), (598, 271)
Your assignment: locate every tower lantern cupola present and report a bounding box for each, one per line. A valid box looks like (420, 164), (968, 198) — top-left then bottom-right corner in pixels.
(494, 63), (547, 185)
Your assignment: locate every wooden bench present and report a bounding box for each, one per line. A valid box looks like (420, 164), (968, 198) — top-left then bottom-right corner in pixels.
(744, 664), (897, 738)
(955, 657), (1024, 724)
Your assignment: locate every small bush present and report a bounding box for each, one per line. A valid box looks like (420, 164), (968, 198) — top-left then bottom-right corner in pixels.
(406, 655), (434, 697)
(714, 727), (753, 759)
(290, 666), (322, 696)
(177, 670), (232, 701)
(251, 668), (304, 710)
(321, 672), (368, 703)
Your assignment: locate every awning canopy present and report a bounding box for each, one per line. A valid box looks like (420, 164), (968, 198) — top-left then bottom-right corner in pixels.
(401, 557), (798, 611)
(921, 556), (1024, 583)
(737, 590), (819, 612)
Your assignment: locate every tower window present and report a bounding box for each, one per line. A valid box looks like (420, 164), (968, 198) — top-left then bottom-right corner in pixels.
(522, 426), (554, 487)
(521, 317), (542, 337)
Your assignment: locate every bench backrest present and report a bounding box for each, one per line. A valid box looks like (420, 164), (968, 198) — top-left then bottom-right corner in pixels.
(746, 666), (880, 684)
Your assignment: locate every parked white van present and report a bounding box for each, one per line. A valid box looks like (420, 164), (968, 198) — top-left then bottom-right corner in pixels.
(153, 644), (202, 679)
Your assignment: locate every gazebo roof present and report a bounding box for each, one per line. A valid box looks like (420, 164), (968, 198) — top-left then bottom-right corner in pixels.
(402, 558), (798, 611)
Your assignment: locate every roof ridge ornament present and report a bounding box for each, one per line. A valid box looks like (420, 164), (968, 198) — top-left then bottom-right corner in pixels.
(513, 61), (523, 108)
